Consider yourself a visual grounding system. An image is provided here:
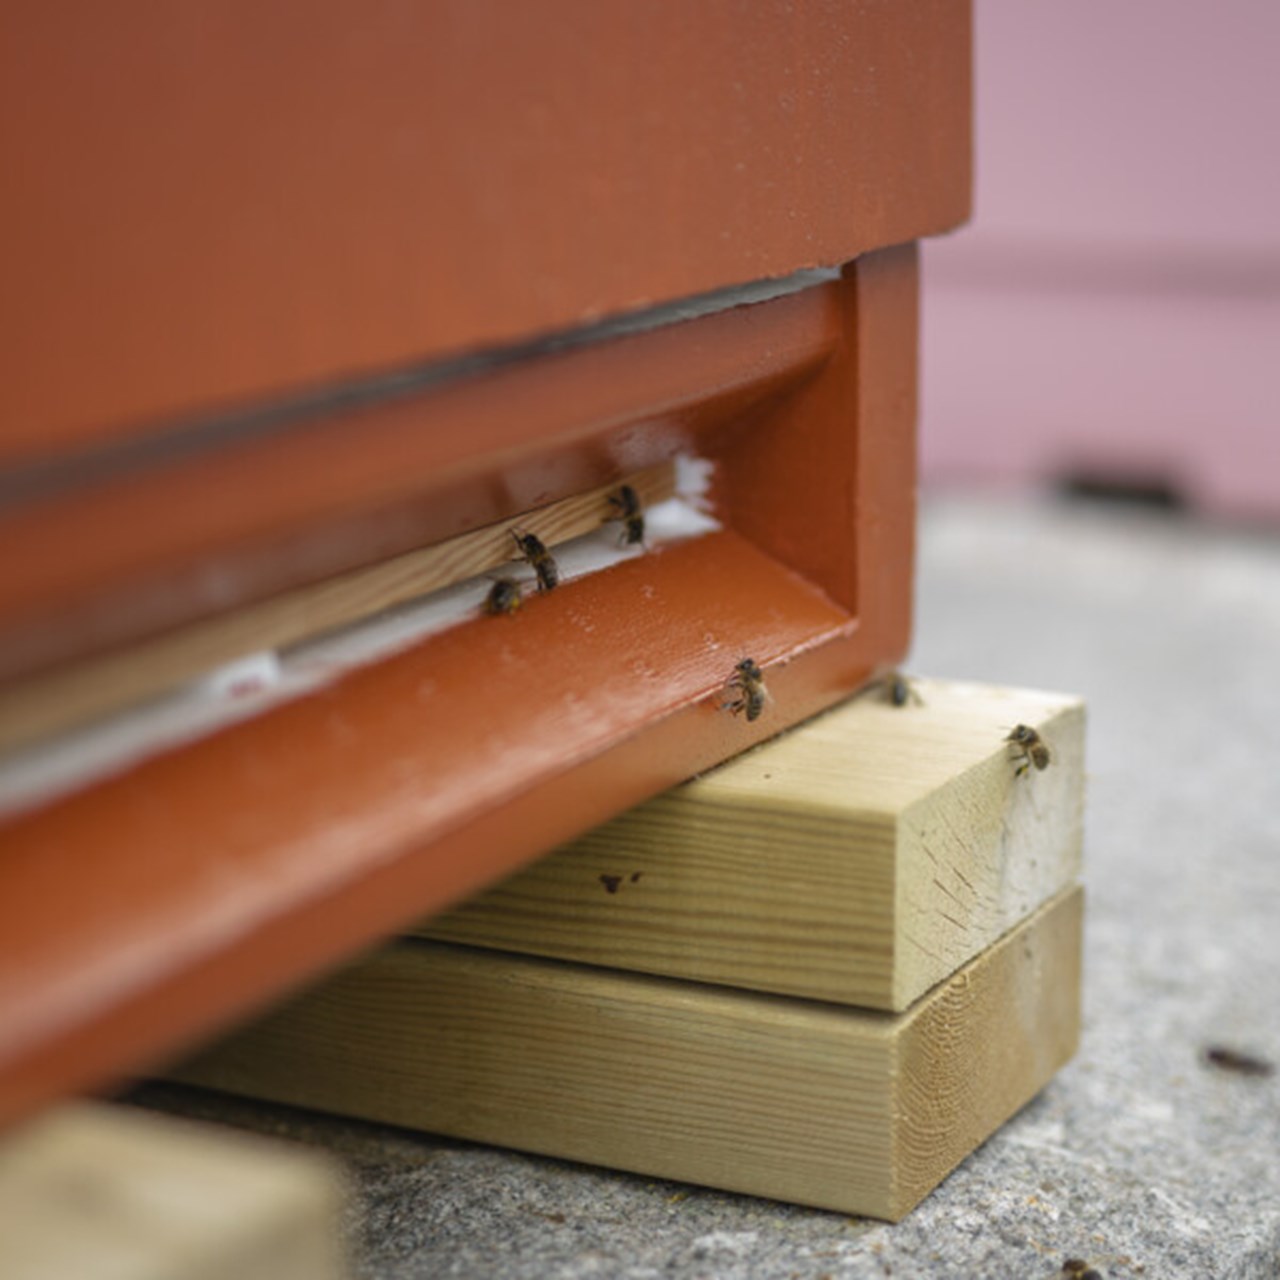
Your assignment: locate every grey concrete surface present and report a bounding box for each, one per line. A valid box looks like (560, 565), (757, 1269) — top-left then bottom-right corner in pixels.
(131, 494), (1280, 1279)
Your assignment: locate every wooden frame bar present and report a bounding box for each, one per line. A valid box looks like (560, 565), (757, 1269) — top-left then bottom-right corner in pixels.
(0, 249), (919, 1127)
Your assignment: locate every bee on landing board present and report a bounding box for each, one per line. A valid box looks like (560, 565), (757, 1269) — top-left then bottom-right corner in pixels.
(1005, 723), (1051, 776)
(510, 529), (559, 592)
(484, 577), (523, 617)
(607, 484), (645, 546)
(725, 658), (767, 722)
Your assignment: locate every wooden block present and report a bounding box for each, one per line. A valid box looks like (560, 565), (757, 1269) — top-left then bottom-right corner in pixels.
(172, 889), (1082, 1221)
(420, 679), (1085, 1010)
(0, 1102), (347, 1280)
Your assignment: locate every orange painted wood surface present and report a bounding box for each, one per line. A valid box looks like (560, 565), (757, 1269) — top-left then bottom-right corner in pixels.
(0, 1), (970, 465)
(0, 247), (920, 1127)
(0, 285), (836, 686)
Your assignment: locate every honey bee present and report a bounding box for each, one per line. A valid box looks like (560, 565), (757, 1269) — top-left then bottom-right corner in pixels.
(510, 529), (559, 592)
(882, 671), (922, 707)
(725, 658), (767, 722)
(1061, 1262), (1102, 1280)
(484, 577), (522, 616)
(1006, 724), (1051, 776)
(608, 484), (645, 546)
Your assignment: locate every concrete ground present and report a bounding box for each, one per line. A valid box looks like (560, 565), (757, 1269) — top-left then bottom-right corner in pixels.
(131, 492), (1280, 1279)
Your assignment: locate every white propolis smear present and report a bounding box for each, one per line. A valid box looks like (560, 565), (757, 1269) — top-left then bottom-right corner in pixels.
(0, 456), (721, 820)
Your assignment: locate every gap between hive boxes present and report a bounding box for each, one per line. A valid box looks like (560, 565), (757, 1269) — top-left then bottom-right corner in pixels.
(420, 677), (1086, 1011)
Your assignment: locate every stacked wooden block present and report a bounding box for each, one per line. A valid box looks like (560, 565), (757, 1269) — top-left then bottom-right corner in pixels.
(174, 678), (1083, 1221)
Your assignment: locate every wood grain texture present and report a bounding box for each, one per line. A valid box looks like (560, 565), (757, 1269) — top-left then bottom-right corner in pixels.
(172, 889), (1082, 1221)
(0, 1102), (346, 1280)
(421, 679), (1086, 1010)
(0, 463), (674, 754)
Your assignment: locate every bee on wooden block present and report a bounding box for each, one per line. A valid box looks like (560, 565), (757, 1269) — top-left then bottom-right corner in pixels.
(725, 658), (767, 722)
(1005, 723), (1051, 777)
(510, 529), (559, 592)
(607, 484), (645, 546)
(484, 577), (523, 617)
(882, 671), (923, 707)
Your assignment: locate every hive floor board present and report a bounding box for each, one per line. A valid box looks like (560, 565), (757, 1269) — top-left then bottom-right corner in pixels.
(172, 888), (1082, 1222)
(421, 679), (1085, 1010)
(0, 1102), (346, 1280)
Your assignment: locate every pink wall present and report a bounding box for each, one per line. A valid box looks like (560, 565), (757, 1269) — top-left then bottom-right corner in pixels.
(920, 0), (1280, 516)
